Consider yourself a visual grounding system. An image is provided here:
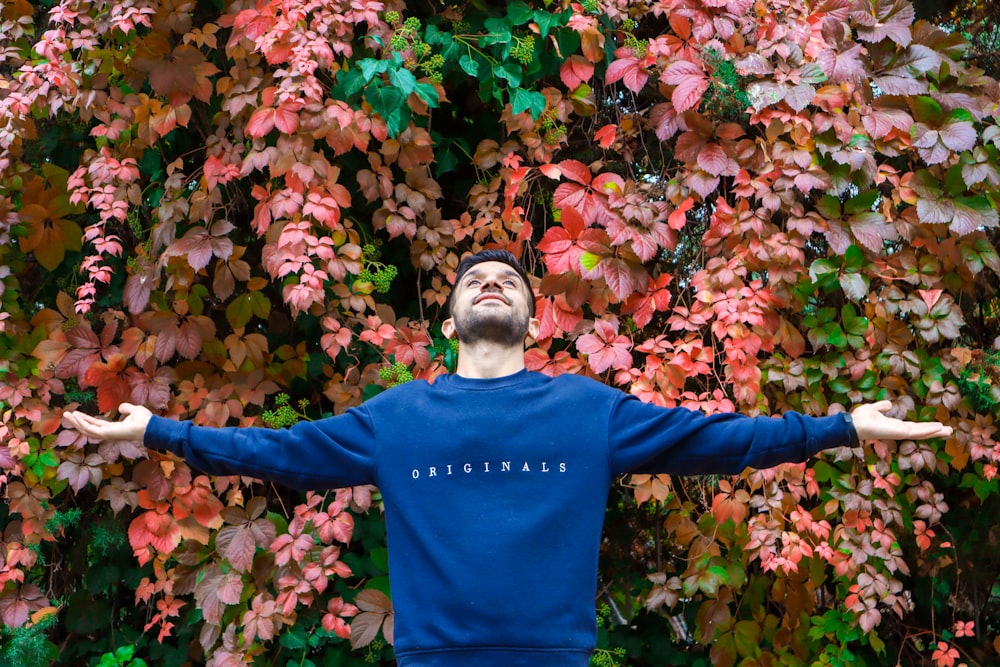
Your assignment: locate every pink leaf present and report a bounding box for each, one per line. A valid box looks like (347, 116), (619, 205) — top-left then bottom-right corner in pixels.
(938, 119), (977, 152)
(697, 143), (730, 177)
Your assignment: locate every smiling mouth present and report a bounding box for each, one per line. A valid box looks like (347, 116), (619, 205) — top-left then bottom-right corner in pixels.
(475, 294), (509, 305)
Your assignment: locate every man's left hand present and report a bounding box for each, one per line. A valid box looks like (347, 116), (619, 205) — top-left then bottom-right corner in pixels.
(850, 401), (953, 441)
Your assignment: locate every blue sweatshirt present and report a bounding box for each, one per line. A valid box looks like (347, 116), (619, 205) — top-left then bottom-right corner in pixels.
(144, 369), (856, 666)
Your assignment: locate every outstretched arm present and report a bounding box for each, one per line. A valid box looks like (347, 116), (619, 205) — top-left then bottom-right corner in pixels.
(850, 401), (952, 441)
(63, 403), (152, 441)
(610, 395), (955, 476)
(62, 401), (378, 490)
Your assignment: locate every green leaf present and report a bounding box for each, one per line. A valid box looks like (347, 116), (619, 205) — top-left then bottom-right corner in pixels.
(414, 82), (440, 108)
(250, 291), (270, 319)
(809, 258), (839, 284)
(506, 1), (534, 24)
(366, 82), (406, 123)
(824, 322), (846, 348)
(912, 95), (943, 123)
(554, 25), (581, 57)
(733, 620), (762, 658)
(459, 54), (480, 77)
(534, 8), (569, 37)
(816, 194), (842, 219)
(423, 24), (452, 46)
(359, 58), (390, 82)
(334, 67), (366, 98)
(580, 251), (600, 272)
(798, 62), (828, 85)
(946, 107), (975, 124)
(226, 294), (254, 328)
(388, 66), (417, 96)
(844, 190), (878, 216)
(510, 87), (547, 118)
(944, 165), (967, 196)
(482, 18), (512, 46)
(493, 61), (522, 88)
(841, 303), (869, 336)
(844, 244), (865, 271)
(828, 377), (852, 394)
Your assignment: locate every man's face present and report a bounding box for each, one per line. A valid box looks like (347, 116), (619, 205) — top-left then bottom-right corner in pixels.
(444, 261), (539, 347)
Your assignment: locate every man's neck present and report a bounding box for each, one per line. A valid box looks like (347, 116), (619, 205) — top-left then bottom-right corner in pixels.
(453, 341), (526, 379)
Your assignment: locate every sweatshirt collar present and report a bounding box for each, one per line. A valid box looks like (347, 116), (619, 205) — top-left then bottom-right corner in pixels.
(444, 368), (532, 391)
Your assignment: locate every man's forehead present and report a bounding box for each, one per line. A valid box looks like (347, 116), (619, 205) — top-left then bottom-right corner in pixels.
(461, 262), (522, 279)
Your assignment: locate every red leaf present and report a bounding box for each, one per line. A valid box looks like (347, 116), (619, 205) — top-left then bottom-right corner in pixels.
(246, 106), (276, 137)
(559, 55), (594, 89)
(661, 61), (708, 113)
(595, 124), (617, 149)
(606, 53), (649, 93)
(274, 103), (300, 134)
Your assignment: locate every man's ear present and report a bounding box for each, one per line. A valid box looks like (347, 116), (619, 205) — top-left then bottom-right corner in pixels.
(442, 318), (456, 340)
(525, 317), (540, 344)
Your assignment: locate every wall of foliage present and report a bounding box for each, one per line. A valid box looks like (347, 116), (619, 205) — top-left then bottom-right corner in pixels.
(1, 0), (999, 665)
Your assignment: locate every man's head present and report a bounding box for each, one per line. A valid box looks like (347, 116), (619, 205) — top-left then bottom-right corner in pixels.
(443, 250), (538, 347)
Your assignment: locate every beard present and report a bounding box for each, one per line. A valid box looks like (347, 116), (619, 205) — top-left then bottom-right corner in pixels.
(452, 307), (530, 348)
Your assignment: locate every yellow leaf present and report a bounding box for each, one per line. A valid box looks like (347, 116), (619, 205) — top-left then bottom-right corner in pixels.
(945, 437), (969, 471)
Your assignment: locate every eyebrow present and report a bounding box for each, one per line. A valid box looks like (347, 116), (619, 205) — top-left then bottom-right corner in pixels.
(464, 269), (521, 282)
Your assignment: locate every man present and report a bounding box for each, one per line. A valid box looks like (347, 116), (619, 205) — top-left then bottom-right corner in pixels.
(65, 249), (952, 667)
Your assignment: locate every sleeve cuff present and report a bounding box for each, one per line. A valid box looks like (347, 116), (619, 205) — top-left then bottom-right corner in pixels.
(841, 412), (861, 447)
(144, 414), (187, 455)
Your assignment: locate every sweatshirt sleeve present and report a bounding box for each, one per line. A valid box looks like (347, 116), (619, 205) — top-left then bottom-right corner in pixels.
(608, 393), (858, 476)
(143, 406), (378, 490)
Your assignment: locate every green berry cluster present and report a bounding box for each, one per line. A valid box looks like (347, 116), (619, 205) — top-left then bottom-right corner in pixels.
(540, 111), (567, 145)
(589, 647), (627, 667)
(357, 263), (398, 293)
(419, 53), (446, 84)
(624, 32), (648, 59)
(388, 16), (422, 50)
(262, 393), (302, 428)
(379, 361), (413, 387)
(357, 241), (398, 293)
(511, 35), (535, 65)
(385, 15), (444, 82)
(449, 337), (460, 352)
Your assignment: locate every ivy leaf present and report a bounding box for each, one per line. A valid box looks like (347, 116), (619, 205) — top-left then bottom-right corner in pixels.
(510, 87), (546, 119)
(493, 61), (522, 88)
(506, 1), (533, 24)
(459, 54), (480, 77)
(413, 82), (440, 108)
(388, 66), (417, 96)
(366, 83), (407, 130)
(533, 8), (569, 37)
(481, 18), (512, 46)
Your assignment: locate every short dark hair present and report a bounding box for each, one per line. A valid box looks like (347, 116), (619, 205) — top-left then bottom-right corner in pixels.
(448, 249), (536, 317)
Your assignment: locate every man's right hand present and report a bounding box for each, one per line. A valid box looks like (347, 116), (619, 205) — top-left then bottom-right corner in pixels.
(63, 403), (153, 442)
